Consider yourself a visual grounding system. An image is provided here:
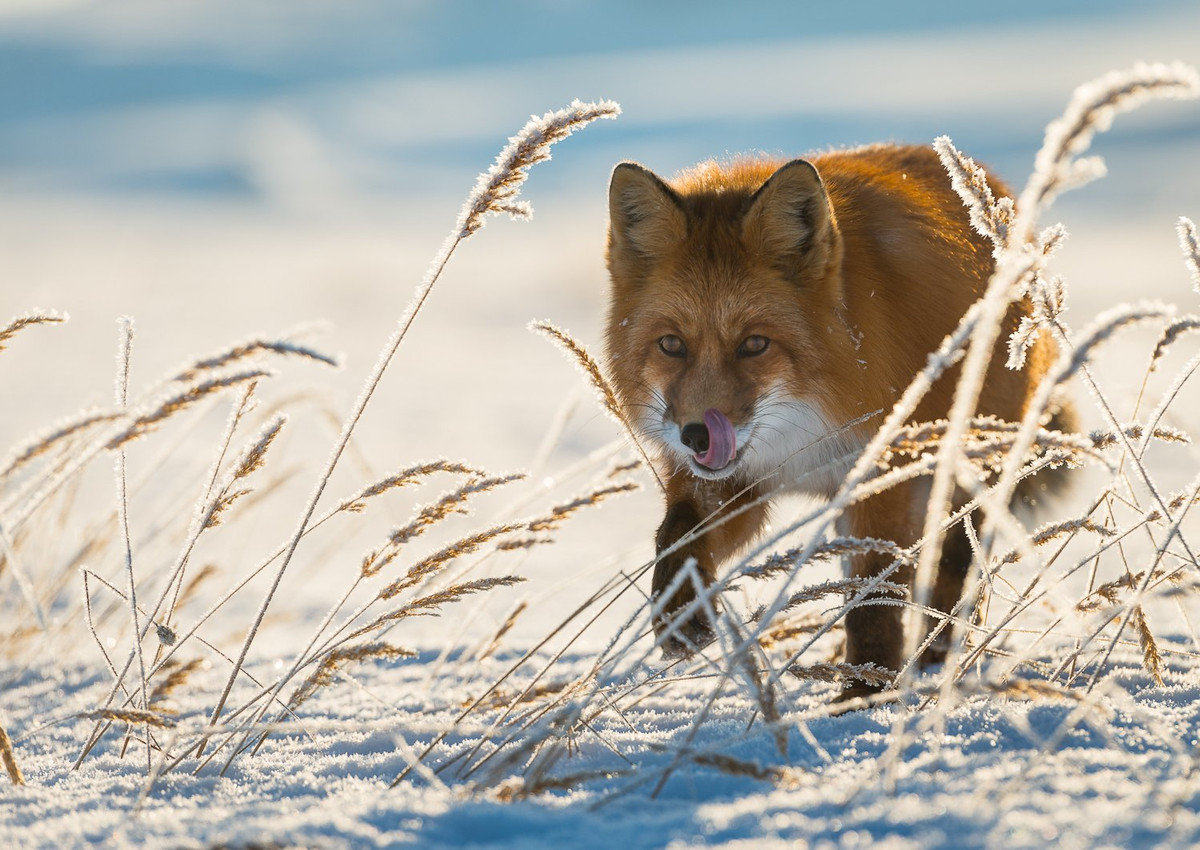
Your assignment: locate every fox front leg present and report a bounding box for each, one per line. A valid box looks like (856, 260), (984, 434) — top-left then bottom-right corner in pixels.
(837, 484), (920, 701)
(651, 479), (768, 657)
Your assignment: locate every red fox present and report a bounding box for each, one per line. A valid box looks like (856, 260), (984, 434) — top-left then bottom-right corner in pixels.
(604, 144), (1071, 699)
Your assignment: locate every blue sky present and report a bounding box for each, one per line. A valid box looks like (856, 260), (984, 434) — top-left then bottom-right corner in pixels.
(1, 1), (1197, 214)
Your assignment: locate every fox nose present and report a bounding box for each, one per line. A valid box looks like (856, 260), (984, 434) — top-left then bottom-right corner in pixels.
(680, 422), (709, 454)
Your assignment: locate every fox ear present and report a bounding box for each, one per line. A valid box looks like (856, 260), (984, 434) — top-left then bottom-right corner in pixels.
(742, 159), (833, 267)
(608, 162), (687, 258)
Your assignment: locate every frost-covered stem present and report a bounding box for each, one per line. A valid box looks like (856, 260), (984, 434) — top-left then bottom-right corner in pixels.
(136, 472), (409, 693)
(82, 571), (121, 683)
(0, 310), (66, 353)
(73, 384), (262, 768)
(1021, 63), (1200, 220)
(1137, 353), (1200, 459)
(1059, 316), (1195, 564)
(162, 384), (257, 629)
(392, 548), (648, 786)
(1180, 217), (1200, 295)
(979, 303), (1172, 548)
(1085, 476), (1200, 691)
(964, 497), (1158, 680)
(912, 62), (1200, 672)
(235, 574), (370, 760)
(200, 99), (619, 763)
(197, 335), (406, 756)
(112, 318), (151, 772)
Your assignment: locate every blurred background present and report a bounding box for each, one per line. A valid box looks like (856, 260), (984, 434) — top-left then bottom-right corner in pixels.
(2, 1), (1199, 643)
(4, 0), (1198, 435)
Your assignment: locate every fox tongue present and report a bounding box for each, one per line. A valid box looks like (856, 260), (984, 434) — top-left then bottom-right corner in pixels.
(696, 408), (737, 469)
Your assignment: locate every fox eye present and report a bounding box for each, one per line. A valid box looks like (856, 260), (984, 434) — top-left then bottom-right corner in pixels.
(658, 334), (687, 358)
(737, 335), (770, 357)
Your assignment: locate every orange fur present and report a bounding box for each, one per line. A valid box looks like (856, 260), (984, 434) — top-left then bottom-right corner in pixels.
(604, 144), (1067, 688)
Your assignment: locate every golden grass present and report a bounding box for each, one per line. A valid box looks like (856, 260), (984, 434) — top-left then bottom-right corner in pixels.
(288, 643), (417, 712)
(0, 720), (23, 785)
(0, 311), (66, 353)
(4, 72), (1200, 810)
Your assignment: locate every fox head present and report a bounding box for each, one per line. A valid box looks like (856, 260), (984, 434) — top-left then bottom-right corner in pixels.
(604, 158), (858, 492)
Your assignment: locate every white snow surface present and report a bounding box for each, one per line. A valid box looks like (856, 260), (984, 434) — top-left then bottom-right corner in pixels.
(7, 650), (1200, 849)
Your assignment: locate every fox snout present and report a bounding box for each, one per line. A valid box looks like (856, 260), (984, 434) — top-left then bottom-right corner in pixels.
(678, 408), (737, 470)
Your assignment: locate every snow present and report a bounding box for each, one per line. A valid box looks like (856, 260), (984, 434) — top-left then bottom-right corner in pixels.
(5, 3), (1200, 849)
(8, 654), (1200, 848)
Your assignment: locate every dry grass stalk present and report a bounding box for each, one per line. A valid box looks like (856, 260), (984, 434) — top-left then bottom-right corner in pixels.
(105, 370), (270, 450)
(148, 659), (204, 715)
(477, 602), (528, 662)
(457, 100), (620, 239)
(692, 751), (802, 786)
(60, 98), (622, 771)
(392, 575), (526, 615)
(1167, 488), (1200, 513)
(982, 679), (1084, 702)
(1090, 423), (1189, 449)
(231, 416), (285, 481)
(531, 321), (622, 420)
(173, 563), (217, 613)
(743, 536), (908, 580)
(1150, 318), (1200, 369)
(0, 410), (122, 483)
(82, 708), (176, 729)
(1026, 62), (1200, 210)
(995, 515), (1116, 566)
(362, 475), (523, 579)
(1180, 217), (1200, 293)
(468, 678), (571, 711)
(201, 415), (286, 530)
(499, 481), (638, 549)
(904, 65), (1199, 674)
(493, 768), (631, 801)
(0, 720), (23, 785)
(531, 320), (664, 491)
(1032, 516), (1114, 545)
(0, 518), (46, 630)
(787, 661), (896, 688)
(525, 482), (638, 533)
(1077, 568), (1181, 612)
(757, 612), (830, 649)
(1131, 606), (1165, 685)
(112, 316), (153, 772)
(884, 415), (1093, 462)
(933, 136), (1014, 256)
(1065, 303), (1176, 380)
(0, 311), (66, 352)
(356, 576), (526, 640)
(750, 576), (908, 624)
(171, 339), (338, 383)
(376, 520), (525, 598)
(732, 632), (787, 756)
(288, 643), (417, 711)
(338, 461), (486, 514)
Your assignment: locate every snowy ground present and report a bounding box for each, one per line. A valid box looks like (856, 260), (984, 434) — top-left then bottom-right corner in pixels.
(5, 3), (1200, 849)
(9, 647), (1200, 850)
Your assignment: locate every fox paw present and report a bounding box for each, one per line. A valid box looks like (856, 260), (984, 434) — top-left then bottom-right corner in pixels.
(656, 616), (716, 660)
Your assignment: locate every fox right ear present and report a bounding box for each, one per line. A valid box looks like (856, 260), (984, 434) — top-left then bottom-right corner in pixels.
(608, 162), (687, 257)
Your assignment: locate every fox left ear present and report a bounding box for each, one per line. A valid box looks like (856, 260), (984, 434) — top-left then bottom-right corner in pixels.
(608, 162), (687, 259)
(742, 159), (834, 268)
